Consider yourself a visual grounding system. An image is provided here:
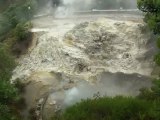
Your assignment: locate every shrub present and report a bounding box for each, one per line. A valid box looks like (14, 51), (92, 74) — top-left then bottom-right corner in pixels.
(55, 96), (159, 120)
(154, 53), (160, 66)
(13, 22), (32, 42)
(0, 1), (38, 120)
(0, 0), (37, 41)
(0, 46), (15, 75)
(0, 104), (19, 120)
(3, 21), (33, 56)
(0, 46), (17, 99)
(138, 88), (155, 101)
(0, 46), (20, 120)
(151, 79), (160, 100)
(156, 37), (160, 48)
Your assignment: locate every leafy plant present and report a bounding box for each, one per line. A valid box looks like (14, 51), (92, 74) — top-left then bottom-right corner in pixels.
(0, 46), (20, 120)
(53, 96), (159, 120)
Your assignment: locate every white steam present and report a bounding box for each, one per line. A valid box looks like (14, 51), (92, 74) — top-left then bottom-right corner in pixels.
(55, 0), (94, 18)
(35, 0), (137, 18)
(62, 0), (94, 9)
(63, 72), (152, 106)
(55, 6), (71, 18)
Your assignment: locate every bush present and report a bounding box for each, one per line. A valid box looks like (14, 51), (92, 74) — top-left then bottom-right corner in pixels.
(138, 88), (155, 101)
(0, 0), (37, 41)
(0, 46), (15, 75)
(13, 22), (32, 42)
(0, 1), (39, 119)
(151, 80), (160, 100)
(0, 46), (16, 97)
(0, 0), (35, 56)
(156, 37), (160, 48)
(0, 46), (20, 120)
(154, 53), (160, 66)
(138, 79), (160, 101)
(55, 96), (159, 120)
(0, 104), (18, 120)
(2, 19), (33, 56)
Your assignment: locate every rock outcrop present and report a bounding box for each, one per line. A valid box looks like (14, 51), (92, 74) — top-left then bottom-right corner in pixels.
(13, 19), (154, 81)
(12, 18), (155, 120)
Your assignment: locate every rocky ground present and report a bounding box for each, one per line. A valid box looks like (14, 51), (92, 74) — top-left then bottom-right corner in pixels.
(12, 12), (156, 120)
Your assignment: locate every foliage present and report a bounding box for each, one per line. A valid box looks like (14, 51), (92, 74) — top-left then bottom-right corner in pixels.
(0, 0), (37, 41)
(156, 37), (160, 48)
(137, 0), (160, 13)
(137, 0), (160, 34)
(0, 0), (34, 56)
(152, 80), (160, 98)
(154, 53), (160, 66)
(13, 22), (32, 42)
(138, 88), (155, 101)
(137, 0), (160, 68)
(0, 0), (39, 119)
(138, 79), (160, 101)
(0, 46), (15, 73)
(54, 96), (159, 120)
(0, 46), (20, 120)
(0, 104), (18, 120)
(53, 78), (160, 120)
(0, 79), (18, 104)
(137, 79), (160, 120)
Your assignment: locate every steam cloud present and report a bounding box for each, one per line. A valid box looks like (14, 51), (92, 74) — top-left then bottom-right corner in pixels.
(63, 72), (152, 106)
(54, 0), (137, 18)
(36, 0), (137, 18)
(62, 0), (94, 9)
(54, 0), (94, 18)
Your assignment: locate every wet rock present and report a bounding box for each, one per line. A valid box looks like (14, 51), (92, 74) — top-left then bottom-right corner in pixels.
(21, 71), (62, 120)
(12, 18), (156, 120)
(13, 19), (154, 81)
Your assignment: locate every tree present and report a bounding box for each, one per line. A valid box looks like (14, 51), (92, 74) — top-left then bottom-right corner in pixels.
(137, 0), (160, 34)
(137, 0), (160, 65)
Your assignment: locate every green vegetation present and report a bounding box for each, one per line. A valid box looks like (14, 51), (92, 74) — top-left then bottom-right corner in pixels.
(137, 0), (160, 35)
(0, 0), (38, 120)
(51, 78), (160, 120)
(58, 97), (159, 120)
(137, 0), (160, 65)
(0, 0), (37, 56)
(0, 0), (37, 37)
(4, 22), (33, 55)
(0, 46), (20, 120)
(138, 79), (160, 101)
